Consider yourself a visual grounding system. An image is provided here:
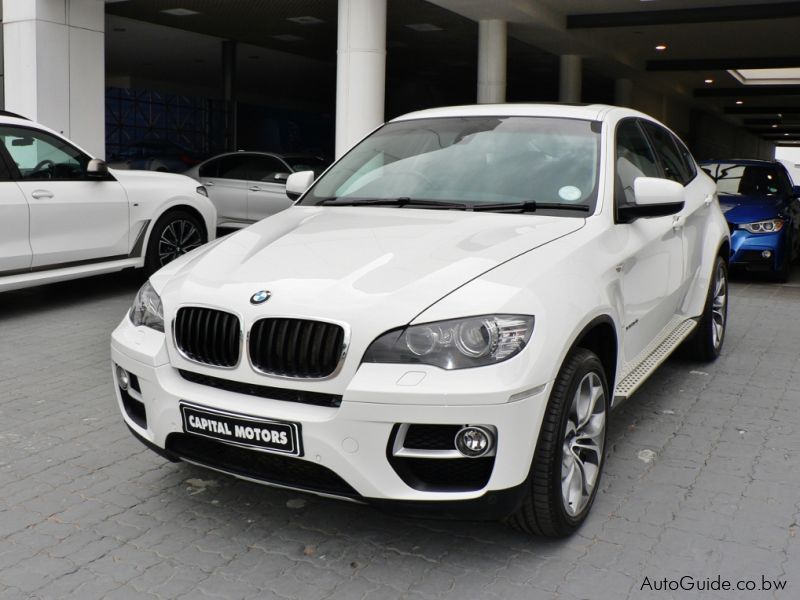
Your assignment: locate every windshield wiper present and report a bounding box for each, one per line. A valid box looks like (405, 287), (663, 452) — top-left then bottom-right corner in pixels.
(472, 201), (591, 213)
(316, 197), (468, 210)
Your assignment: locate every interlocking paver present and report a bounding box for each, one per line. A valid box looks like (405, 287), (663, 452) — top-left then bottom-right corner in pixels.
(1, 269), (799, 599)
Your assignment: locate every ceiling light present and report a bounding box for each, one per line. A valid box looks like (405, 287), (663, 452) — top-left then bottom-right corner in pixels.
(407, 23), (443, 32)
(654, 44), (667, 51)
(272, 34), (303, 42)
(730, 67), (800, 86)
(773, 124), (778, 128)
(735, 100), (744, 105)
(704, 78), (713, 84)
(287, 16), (324, 25)
(160, 8), (199, 16)
(785, 133), (790, 136)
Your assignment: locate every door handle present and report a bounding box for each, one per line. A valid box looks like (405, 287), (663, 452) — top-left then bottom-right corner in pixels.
(31, 190), (54, 199)
(249, 186), (262, 192)
(672, 215), (686, 230)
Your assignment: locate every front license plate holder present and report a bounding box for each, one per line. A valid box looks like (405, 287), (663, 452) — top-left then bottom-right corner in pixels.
(180, 402), (302, 456)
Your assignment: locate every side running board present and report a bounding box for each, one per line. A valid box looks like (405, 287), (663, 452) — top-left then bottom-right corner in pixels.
(613, 318), (698, 406)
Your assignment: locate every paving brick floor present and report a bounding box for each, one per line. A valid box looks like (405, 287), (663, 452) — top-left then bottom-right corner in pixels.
(0, 267), (798, 599)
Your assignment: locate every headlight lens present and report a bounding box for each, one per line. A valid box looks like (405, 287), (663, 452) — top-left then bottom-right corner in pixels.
(740, 218), (784, 234)
(363, 315), (534, 369)
(129, 281), (164, 332)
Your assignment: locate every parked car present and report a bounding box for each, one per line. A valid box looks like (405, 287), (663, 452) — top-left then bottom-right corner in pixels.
(0, 111), (216, 292)
(108, 139), (204, 173)
(700, 159), (799, 282)
(112, 104), (730, 537)
(184, 151), (330, 228)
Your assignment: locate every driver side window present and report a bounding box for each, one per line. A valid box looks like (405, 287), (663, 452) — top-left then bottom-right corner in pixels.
(0, 126), (90, 181)
(615, 119), (661, 208)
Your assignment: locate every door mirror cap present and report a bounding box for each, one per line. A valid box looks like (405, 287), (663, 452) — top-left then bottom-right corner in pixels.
(618, 177), (685, 223)
(285, 170), (315, 201)
(87, 158), (110, 178)
(634, 177), (685, 206)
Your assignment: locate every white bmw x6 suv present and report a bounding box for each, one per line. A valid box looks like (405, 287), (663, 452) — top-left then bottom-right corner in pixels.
(111, 104), (729, 537)
(0, 112), (216, 292)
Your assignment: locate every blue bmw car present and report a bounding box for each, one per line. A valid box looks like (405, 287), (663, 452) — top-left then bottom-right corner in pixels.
(700, 160), (800, 282)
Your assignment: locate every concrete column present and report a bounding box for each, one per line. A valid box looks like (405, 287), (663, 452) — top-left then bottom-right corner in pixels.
(559, 54), (582, 104)
(2, 0), (105, 157)
(614, 78), (633, 108)
(222, 40), (238, 152)
(477, 19), (506, 104)
(335, 0), (386, 158)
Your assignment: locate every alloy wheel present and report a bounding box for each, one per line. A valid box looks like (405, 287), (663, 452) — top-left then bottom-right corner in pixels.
(158, 219), (202, 266)
(711, 262), (727, 350)
(561, 372), (606, 517)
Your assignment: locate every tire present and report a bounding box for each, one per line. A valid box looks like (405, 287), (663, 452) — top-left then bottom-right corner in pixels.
(144, 210), (206, 276)
(683, 255), (728, 361)
(508, 348), (608, 538)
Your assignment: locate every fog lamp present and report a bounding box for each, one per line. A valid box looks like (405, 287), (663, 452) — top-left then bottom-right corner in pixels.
(455, 426), (494, 458)
(116, 365), (130, 391)
(762, 250), (772, 259)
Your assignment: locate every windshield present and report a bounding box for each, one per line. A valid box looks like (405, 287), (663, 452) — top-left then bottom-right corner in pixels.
(300, 116), (600, 213)
(701, 162), (787, 196)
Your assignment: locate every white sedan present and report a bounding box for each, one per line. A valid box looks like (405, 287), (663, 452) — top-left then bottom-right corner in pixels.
(184, 152), (329, 228)
(0, 112), (217, 292)
(111, 104), (729, 537)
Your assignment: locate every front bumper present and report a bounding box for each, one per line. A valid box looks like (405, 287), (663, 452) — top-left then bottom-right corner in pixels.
(111, 318), (551, 516)
(729, 228), (788, 272)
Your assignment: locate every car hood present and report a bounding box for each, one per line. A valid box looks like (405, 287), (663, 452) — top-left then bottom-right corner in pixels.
(718, 193), (784, 224)
(157, 206), (584, 326)
(110, 168), (196, 187)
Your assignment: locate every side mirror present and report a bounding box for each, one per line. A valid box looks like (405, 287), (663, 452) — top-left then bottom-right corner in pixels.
(86, 158), (110, 178)
(618, 177), (685, 223)
(273, 172), (290, 183)
(285, 170), (315, 201)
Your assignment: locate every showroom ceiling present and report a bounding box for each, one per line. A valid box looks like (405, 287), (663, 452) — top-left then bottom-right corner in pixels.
(105, 0), (800, 145)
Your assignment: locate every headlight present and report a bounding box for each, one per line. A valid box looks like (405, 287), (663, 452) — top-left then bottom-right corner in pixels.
(129, 281), (164, 332)
(196, 185), (208, 197)
(740, 218), (784, 234)
(363, 315), (534, 370)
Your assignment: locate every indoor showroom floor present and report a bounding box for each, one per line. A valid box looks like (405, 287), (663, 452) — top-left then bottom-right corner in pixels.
(0, 268), (798, 600)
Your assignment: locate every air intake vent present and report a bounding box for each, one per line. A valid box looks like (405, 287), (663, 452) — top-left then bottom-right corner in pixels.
(249, 318), (345, 378)
(174, 307), (241, 368)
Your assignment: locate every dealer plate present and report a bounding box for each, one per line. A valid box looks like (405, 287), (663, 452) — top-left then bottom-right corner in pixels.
(180, 402), (302, 456)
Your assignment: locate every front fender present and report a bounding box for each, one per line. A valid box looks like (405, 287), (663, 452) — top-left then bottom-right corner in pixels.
(680, 203), (730, 319)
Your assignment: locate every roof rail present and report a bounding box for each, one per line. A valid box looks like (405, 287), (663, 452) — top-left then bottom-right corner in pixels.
(0, 110), (30, 120)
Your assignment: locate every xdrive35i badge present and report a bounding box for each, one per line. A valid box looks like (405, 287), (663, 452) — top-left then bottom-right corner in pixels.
(250, 290), (271, 304)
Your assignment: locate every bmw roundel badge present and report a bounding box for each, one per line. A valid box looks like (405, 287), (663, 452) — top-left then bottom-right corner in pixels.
(250, 290), (271, 305)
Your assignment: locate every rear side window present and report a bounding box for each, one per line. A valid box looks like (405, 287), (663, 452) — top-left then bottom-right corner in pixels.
(641, 121), (694, 185)
(615, 119), (661, 206)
